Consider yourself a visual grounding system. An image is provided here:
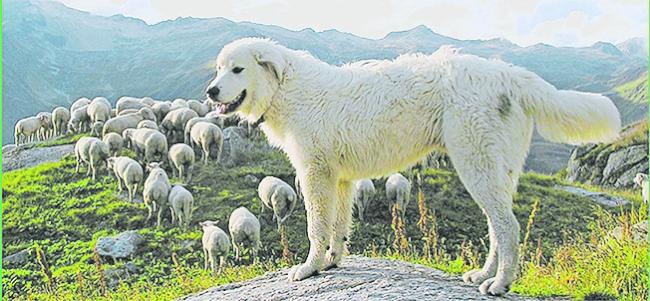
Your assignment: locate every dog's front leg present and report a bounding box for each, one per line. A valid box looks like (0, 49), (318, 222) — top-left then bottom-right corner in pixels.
(288, 165), (337, 281)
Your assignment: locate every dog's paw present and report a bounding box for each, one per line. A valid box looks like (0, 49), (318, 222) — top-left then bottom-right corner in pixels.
(323, 249), (343, 270)
(478, 277), (511, 296)
(462, 269), (493, 284)
(287, 263), (319, 282)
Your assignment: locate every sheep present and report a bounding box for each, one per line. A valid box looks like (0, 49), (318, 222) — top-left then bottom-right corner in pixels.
(52, 107), (71, 136)
(129, 128), (168, 164)
(190, 122), (223, 165)
(168, 185), (194, 228)
(228, 207), (261, 262)
(102, 107), (156, 137)
(635, 173), (648, 203)
(74, 137), (110, 180)
(70, 97), (91, 112)
(14, 116), (42, 146)
(204, 111), (226, 128)
(183, 115), (225, 145)
(36, 112), (54, 140)
(107, 156), (143, 202)
(87, 97), (111, 124)
(151, 101), (173, 123)
(187, 99), (210, 117)
(160, 108), (198, 144)
(68, 104), (90, 133)
(200, 221), (231, 274)
(139, 97), (156, 107)
(137, 120), (159, 130)
(257, 176), (298, 229)
(172, 98), (188, 108)
(117, 109), (139, 116)
(143, 162), (171, 226)
(92, 96), (111, 108)
(102, 132), (123, 155)
(354, 179), (376, 222)
(90, 121), (104, 137)
(168, 143), (195, 183)
(386, 173), (411, 219)
(116, 96), (148, 114)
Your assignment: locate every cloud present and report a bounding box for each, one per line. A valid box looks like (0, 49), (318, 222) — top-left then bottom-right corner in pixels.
(53, 0), (647, 47)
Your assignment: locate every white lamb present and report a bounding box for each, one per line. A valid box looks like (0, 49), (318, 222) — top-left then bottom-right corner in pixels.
(14, 116), (43, 146)
(52, 107), (71, 137)
(74, 137), (110, 180)
(354, 179), (376, 222)
(190, 122), (223, 164)
(168, 185), (194, 228)
(102, 108), (156, 137)
(143, 162), (171, 226)
(87, 97), (111, 124)
(228, 207), (261, 261)
(137, 120), (159, 130)
(634, 173), (648, 203)
(183, 115), (225, 145)
(129, 128), (168, 164)
(70, 97), (91, 112)
(385, 173), (411, 219)
(168, 143), (195, 183)
(200, 221), (231, 274)
(102, 132), (123, 156)
(258, 176), (298, 229)
(68, 104), (90, 133)
(107, 156), (143, 202)
(36, 112), (54, 140)
(160, 107), (198, 144)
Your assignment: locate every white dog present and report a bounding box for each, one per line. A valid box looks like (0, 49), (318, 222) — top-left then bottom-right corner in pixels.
(205, 38), (621, 295)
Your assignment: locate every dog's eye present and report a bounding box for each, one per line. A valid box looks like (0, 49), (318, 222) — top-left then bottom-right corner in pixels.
(232, 67), (244, 74)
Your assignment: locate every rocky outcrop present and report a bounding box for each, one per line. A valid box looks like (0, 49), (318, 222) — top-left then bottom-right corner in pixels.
(566, 121), (648, 189)
(220, 126), (254, 166)
(2, 143), (75, 172)
(95, 230), (145, 260)
(2, 248), (31, 268)
(179, 256), (547, 301)
(554, 185), (629, 207)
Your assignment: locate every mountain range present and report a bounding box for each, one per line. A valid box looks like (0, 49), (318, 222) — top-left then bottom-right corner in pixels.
(3, 0), (647, 172)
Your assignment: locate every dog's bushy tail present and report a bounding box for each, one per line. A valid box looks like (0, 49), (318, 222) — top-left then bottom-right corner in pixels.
(520, 76), (621, 145)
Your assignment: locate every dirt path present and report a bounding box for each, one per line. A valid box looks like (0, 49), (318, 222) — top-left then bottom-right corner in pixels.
(2, 144), (75, 172)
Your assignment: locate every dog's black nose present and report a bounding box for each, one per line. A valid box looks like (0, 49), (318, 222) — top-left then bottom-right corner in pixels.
(206, 86), (220, 100)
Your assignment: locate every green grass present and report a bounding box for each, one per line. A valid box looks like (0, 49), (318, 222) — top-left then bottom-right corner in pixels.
(615, 73), (648, 104)
(2, 135), (646, 300)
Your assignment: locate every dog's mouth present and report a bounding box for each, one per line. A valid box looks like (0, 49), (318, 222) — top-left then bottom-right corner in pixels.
(216, 90), (246, 114)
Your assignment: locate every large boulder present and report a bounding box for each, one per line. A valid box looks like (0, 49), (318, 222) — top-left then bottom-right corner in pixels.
(95, 230), (145, 260)
(220, 126), (255, 166)
(2, 248), (31, 268)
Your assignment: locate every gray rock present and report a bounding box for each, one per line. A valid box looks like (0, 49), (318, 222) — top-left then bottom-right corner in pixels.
(2, 144), (17, 155)
(178, 256), (550, 301)
(2, 249), (31, 268)
(2, 144), (75, 172)
(95, 230), (145, 260)
(602, 145), (647, 183)
(244, 174), (260, 186)
(220, 126), (254, 166)
(555, 185), (630, 207)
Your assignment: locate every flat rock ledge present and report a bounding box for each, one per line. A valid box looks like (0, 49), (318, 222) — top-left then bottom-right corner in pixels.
(179, 256), (559, 301)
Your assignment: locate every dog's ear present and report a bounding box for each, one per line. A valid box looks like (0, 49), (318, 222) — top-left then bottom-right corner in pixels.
(254, 49), (285, 83)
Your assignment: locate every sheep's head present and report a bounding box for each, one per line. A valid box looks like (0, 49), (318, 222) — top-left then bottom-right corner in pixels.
(634, 173), (648, 187)
(106, 157), (117, 169)
(146, 162), (163, 172)
(199, 220), (219, 230)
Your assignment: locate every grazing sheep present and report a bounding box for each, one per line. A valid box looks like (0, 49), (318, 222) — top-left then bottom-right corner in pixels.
(116, 96), (148, 114)
(137, 120), (159, 130)
(90, 121), (104, 137)
(14, 116), (42, 146)
(68, 104), (91, 133)
(168, 185), (194, 228)
(36, 112), (54, 140)
(187, 99), (210, 117)
(74, 137), (110, 180)
(635, 173), (648, 203)
(70, 97), (91, 112)
(172, 98), (188, 108)
(52, 107), (71, 136)
(184, 115), (225, 145)
(168, 143), (195, 183)
(87, 98), (112, 124)
(190, 122), (223, 164)
(107, 156), (143, 202)
(354, 179), (376, 221)
(200, 221), (231, 274)
(160, 108), (198, 144)
(143, 162), (171, 226)
(102, 108), (156, 137)
(257, 176), (298, 229)
(228, 207), (261, 262)
(129, 128), (168, 164)
(102, 132), (123, 156)
(386, 173), (411, 218)
(117, 109), (139, 116)
(140, 97), (156, 106)
(204, 111), (226, 128)
(151, 101), (173, 123)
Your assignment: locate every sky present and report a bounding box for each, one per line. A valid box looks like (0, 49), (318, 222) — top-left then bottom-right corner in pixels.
(54, 0), (648, 47)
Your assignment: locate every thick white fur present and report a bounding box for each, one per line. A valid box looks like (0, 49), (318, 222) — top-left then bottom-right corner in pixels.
(206, 38), (621, 295)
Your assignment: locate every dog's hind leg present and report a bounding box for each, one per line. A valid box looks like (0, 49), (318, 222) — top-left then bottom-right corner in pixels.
(442, 109), (522, 296)
(324, 180), (353, 270)
(288, 165), (337, 281)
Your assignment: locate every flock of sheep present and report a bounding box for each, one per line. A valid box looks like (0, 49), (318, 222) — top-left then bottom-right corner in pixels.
(15, 95), (415, 274)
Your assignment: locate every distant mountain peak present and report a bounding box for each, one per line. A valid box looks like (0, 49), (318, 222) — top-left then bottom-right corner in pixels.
(383, 25), (449, 40)
(617, 37), (648, 59)
(591, 41), (623, 56)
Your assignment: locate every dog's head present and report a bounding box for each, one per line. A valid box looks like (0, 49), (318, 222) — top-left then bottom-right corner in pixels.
(205, 38), (286, 122)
